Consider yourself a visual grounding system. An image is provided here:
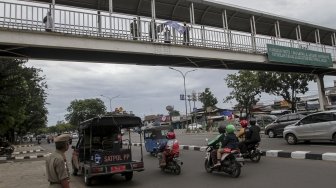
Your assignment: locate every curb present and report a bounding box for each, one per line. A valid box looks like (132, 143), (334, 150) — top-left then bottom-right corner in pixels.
(12, 149), (45, 155)
(0, 153), (51, 161)
(124, 142), (336, 162)
(14, 144), (34, 148)
(265, 150), (336, 161)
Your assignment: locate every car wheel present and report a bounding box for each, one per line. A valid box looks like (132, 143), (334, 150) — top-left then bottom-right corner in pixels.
(286, 134), (297, 145)
(333, 134), (336, 144)
(268, 130), (276, 138)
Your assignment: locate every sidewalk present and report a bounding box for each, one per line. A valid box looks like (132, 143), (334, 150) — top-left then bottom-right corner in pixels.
(0, 144), (50, 161)
(0, 160), (48, 188)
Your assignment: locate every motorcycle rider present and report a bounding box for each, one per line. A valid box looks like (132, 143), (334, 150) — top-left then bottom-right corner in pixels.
(239, 117), (261, 154)
(214, 124), (239, 167)
(159, 132), (179, 167)
(207, 124), (226, 164)
(236, 120), (248, 142)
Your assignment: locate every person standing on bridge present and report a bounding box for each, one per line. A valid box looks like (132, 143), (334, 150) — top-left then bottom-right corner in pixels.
(130, 18), (139, 40)
(43, 11), (53, 32)
(164, 26), (171, 43)
(183, 22), (190, 45)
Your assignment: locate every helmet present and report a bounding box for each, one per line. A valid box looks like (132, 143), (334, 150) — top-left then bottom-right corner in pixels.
(225, 124), (236, 133)
(218, 124), (226, 134)
(166, 132), (176, 139)
(249, 118), (256, 126)
(240, 120), (248, 128)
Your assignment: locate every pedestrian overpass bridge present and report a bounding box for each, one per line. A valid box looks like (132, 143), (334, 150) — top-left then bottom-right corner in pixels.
(0, 0), (336, 108)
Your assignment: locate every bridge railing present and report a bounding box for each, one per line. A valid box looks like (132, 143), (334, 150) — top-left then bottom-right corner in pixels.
(0, 0), (335, 61)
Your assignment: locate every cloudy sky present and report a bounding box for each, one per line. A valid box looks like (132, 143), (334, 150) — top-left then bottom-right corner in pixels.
(23, 0), (336, 126)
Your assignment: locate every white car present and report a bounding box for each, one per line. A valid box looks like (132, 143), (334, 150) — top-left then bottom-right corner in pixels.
(72, 133), (79, 139)
(188, 123), (203, 130)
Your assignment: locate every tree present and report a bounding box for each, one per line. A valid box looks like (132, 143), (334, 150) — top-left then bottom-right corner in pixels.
(65, 98), (107, 126)
(0, 58), (48, 142)
(198, 88), (218, 110)
(224, 71), (261, 118)
(198, 88), (218, 130)
(257, 72), (315, 112)
(169, 110), (180, 116)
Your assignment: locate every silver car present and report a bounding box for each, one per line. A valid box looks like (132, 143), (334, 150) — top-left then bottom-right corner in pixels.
(283, 110), (336, 145)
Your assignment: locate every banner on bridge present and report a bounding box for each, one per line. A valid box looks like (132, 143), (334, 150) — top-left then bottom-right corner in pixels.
(267, 44), (332, 67)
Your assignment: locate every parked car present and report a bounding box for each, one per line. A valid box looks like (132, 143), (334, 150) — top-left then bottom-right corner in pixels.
(255, 114), (277, 129)
(72, 133), (79, 139)
(283, 110), (336, 145)
(264, 113), (305, 138)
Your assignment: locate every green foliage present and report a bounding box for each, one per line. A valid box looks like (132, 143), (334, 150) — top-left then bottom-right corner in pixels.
(257, 72), (315, 112)
(198, 88), (218, 110)
(169, 110), (180, 116)
(65, 98), (107, 126)
(224, 71), (261, 117)
(0, 58), (48, 139)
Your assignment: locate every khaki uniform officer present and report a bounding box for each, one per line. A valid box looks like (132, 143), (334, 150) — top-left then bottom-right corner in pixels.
(46, 134), (71, 188)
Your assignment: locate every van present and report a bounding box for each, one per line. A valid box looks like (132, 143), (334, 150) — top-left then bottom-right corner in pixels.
(264, 113), (305, 138)
(283, 110), (336, 145)
(269, 110), (291, 116)
(255, 114), (277, 129)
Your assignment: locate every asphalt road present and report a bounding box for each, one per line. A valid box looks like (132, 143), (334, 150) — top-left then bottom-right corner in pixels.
(2, 132), (334, 188)
(44, 144), (334, 188)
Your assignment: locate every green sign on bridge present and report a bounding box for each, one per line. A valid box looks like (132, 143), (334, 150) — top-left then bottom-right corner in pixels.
(267, 44), (333, 67)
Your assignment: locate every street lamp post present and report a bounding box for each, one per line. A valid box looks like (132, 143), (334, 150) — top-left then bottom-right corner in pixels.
(169, 67), (196, 128)
(100, 94), (120, 112)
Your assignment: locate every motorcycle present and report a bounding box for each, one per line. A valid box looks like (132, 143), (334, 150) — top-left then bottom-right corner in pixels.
(157, 152), (183, 175)
(0, 140), (15, 156)
(204, 145), (244, 178)
(241, 143), (262, 163)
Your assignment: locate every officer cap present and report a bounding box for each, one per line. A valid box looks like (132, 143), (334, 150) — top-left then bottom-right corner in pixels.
(54, 134), (70, 143)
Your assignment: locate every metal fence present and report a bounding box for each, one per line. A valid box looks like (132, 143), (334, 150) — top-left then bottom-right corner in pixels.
(0, 0), (335, 60)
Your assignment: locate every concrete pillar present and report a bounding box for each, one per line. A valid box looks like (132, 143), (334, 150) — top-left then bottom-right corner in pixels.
(316, 74), (327, 111)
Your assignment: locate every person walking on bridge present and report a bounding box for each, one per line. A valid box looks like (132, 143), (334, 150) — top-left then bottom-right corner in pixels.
(43, 11), (53, 32)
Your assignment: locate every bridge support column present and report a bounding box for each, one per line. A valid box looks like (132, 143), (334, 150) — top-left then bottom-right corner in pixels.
(331, 33), (336, 47)
(108, 0), (113, 34)
(222, 10), (231, 49)
(296, 25), (302, 41)
(151, 0), (156, 42)
(250, 16), (257, 52)
(316, 74), (327, 111)
(98, 11), (102, 36)
(52, 0), (55, 31)
(274, 20), (281, 44)
(189, 3), (195, 44)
